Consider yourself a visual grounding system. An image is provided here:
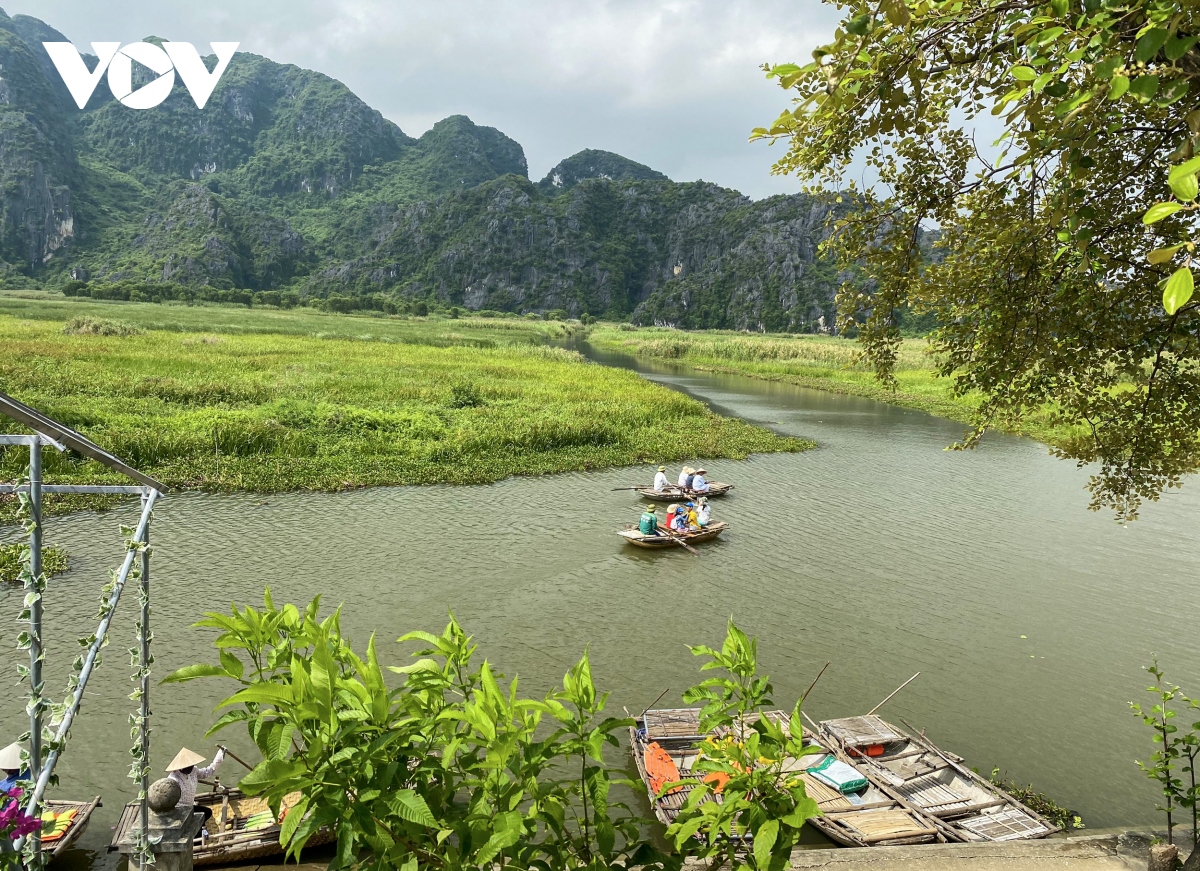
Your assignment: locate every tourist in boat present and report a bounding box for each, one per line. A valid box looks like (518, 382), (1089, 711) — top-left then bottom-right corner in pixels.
(670, 505), (689, 532)
(696, 497), (711, 527)
(652, 465), (670, 492)
(684, 502), (699, 529)
(677, 466), (693, 488)
(638, 505), (662, 536)
(166, 746), (225, 828)
(0, 741), (27, 793)
(691, 468), (710, 494)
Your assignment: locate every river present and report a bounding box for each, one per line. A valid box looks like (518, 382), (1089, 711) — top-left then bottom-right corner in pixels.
(2, 344), (1198, 866)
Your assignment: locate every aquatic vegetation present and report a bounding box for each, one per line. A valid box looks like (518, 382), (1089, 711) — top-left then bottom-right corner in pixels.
(987, 768), (1084, 833)
(0, 297), (808, 518)
(0, 544), (68, 584)
(588, 325), (1077, 449)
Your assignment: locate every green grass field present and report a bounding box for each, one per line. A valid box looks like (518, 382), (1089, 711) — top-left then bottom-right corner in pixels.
(587, 326), (1074, 447)
(0, 295), (810, 518)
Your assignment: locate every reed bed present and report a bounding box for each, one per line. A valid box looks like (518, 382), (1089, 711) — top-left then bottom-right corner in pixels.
(0, 298), (809, 517)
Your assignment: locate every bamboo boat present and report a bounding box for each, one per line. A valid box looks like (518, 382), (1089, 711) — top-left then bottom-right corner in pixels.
(633, 482), (733, 501)
(40, 796), (101, 860)
(817, 715), (1059, 842)
(629, 708), (941, 848)
(617, 521), (728, 548)
(109, 787), (334, 865)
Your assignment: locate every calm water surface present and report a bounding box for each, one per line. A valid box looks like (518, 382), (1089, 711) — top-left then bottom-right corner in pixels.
(3, 345), (1199, 865)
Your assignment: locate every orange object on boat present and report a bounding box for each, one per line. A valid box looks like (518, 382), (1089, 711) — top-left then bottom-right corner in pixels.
(702, 770), (730, 794)
(644, 742), (683, 796)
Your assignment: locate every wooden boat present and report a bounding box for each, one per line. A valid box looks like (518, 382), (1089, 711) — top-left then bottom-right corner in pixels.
(617, 521), (728, 548)
(40, 796), (101, 860)
(110, 787), (334, 865)
(629, 708), (941, 848)
(818, 715), (1059, 842)
(633, 482), (733, 501)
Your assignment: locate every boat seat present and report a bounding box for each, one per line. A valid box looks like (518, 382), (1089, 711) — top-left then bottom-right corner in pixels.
(896, 772), (968, 812)
(957, 807), (1051, 841)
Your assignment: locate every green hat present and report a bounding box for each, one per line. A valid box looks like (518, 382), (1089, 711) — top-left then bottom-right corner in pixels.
(645, 504), (657, 511)
(657, 465), (666, 472)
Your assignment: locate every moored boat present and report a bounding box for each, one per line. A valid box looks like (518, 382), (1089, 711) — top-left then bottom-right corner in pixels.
(40, 796), (101, 860)
(633, 482), (733, 501)
(817, 715), (1059, 842)
(618, 521), (728, 548)
(109, 787), (334, 865)
(629, 708), (942, 848)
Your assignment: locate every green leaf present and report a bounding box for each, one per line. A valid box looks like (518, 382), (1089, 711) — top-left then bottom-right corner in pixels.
(219, 649), (244, 680)
(389, 789), (437, 827)
(845, 14), (870, 35)
(279, 795), (309, 846)
(1163, 267), (1195, 315)
(1135, 28), (1170, 63)
(1011, 66), (1037, 81)
(1093, 57), (1121, 80)
(160, 663), (230, 684)
(1108, 75), (1129, 100)
(1147, 245), (1184, 266)
(1166, 36), (1200, 62)
(1169, 173), (1199, 203)
(1129, 75), (1160, 101)
(1169, 157), (1200, 183)
(1144, 203), (1183, 224)
(754, 818), (779, 868)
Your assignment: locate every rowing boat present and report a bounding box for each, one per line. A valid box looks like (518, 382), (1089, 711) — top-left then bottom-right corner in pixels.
(633, 482), (733, 501)
(41, 796), (101, 860)
(629, 708), (941, 848)
(617, 521), (727, 548)
(817, 715), (1058, 842)
(109, 787), (334, 865)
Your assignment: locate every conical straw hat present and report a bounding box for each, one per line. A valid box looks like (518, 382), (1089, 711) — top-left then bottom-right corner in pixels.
(166, 747), (206, 772)
(0, 742), (23, 770)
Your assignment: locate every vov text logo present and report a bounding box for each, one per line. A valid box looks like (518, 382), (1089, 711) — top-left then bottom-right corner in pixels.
(43, 41), (239, 110)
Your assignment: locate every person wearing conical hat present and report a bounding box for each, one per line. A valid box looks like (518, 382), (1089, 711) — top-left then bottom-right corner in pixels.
(638, 504), (661, 536)
(677, 466), (693, 489)
(166, 746), (225, 828)
(691, 468), (710, 494)
(0, 741), (27, 793)
(652, 465), (670, 493)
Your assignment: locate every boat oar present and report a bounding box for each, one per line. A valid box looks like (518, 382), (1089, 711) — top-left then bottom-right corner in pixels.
(612, 486), (653, 491)
(800, 661), (832, 704)
(640, 687), (671, 717)
(867, 672), (921, 716)
(661, 526), (700, 556)
(218, 744), (256, 773)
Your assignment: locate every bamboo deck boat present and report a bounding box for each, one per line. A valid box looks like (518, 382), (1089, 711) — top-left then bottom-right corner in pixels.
(817, 715), (1058, 843)
(617, 521), (728, 548)
(633, 483), (733, 501)
(40, 796), (101, 860)
(109, 787), (334, 866)
(629, 708), (941, 848)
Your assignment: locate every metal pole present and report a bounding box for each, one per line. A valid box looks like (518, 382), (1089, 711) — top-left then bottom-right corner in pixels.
(27, 434), (42, 859)
(138, 490), (151, 844)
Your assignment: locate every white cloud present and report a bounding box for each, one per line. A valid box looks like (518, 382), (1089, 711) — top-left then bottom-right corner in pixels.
(9, 0), (842, 198)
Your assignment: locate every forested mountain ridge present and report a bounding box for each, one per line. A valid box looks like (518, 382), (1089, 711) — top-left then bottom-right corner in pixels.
(0, 8), (852, 330)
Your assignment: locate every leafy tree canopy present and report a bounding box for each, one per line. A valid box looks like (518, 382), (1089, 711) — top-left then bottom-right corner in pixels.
(757, 0), (1200, 519)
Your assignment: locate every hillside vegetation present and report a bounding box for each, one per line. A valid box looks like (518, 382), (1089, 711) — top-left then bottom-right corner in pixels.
(0, 9), (861, 331)
(0, 296), (810, 517)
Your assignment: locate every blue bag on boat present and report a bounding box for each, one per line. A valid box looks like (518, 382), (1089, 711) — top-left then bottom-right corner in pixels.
(807, 755), (868, 794)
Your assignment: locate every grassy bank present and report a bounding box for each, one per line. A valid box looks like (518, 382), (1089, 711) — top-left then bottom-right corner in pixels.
(588, 326), (1073, 447)
(0, 295), (810, 519)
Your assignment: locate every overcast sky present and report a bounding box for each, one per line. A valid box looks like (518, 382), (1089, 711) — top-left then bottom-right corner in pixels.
(8, 0), (844, 200)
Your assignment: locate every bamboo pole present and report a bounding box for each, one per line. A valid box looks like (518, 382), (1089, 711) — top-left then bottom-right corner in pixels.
(867, 672), (921, 716)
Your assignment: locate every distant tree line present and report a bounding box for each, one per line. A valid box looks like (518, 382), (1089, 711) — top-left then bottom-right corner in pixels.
(59, 280), (597, 323)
